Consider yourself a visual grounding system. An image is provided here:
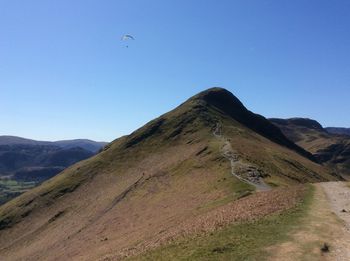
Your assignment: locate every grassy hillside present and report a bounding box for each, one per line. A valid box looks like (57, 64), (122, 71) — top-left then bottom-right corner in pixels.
(0, 88), (338, 260)
(131, 185), (313, 261)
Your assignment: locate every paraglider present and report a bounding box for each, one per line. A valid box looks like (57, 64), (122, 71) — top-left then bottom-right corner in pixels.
(121, 35), (135, 41)
(121, 34), (135, 48)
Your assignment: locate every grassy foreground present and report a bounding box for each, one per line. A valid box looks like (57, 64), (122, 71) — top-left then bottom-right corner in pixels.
(131, 185), (314, 261)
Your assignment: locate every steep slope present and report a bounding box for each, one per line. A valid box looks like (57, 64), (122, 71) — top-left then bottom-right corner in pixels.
(270, 118), (350, 177)
(194, 90), (315, 161)
(0, 88), (337, 261)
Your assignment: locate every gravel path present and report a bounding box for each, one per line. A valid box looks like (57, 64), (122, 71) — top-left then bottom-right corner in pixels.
(321, 182), (350, 231)
(321, 182), (350, 260)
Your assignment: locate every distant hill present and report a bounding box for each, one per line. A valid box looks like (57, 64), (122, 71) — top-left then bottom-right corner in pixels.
(0, 143), (103, 176)
(0, 136), (108, 153)
(0, 137), (107, 205)
(270, 118), (350, 177)
(0, 88), (337, 261)
(53, 139), (108, 153)
(325, 127), (350, 136)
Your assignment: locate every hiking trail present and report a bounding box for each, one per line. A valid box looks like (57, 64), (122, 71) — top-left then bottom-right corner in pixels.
(213, 123), (270, 191)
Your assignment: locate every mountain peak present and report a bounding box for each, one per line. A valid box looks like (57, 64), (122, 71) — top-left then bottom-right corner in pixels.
(192, 87), (246, 111)
(195, 87), (234, 98)
(187, 88), (314, 161)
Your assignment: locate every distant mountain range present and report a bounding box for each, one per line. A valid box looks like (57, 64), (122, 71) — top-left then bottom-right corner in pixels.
(0, 136), (108, 153)
(325, 127), (350, 136)
(0, 136), (108, 204)
(270, 118), (350, 177)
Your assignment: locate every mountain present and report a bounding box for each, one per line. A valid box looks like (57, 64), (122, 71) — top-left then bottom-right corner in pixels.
(0, 138), (106, 205)
(270, 118), (350, 177)
(0, 136), (108, 153)
(0, 88), (338, 261)
(0, 145), (94, 175)
(325, 127), (350, 136)
(53, 139), (108, 153)
(0, 136), (52, 146)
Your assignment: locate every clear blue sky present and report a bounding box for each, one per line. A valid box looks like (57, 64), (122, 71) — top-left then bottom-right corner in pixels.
(1, 0), (349, 141)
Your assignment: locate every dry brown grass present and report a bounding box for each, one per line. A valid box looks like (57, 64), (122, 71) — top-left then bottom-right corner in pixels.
(114, 185), (306, 260)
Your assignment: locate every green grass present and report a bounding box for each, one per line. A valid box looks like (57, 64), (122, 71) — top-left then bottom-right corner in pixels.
(131, 185), (314, 261)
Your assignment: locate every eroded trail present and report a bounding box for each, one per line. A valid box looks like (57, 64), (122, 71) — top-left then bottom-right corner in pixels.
(213, 123), (270, 191)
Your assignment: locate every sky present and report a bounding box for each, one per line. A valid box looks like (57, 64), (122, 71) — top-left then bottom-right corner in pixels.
(1, 0), (350, 141)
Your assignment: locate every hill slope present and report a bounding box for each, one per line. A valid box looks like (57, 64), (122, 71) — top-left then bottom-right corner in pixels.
(0, 88), (338, 260)
(270, 118), (350, 177)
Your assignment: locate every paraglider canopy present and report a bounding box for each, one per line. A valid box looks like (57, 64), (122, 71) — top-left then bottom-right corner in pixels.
(121, 35), (135, 48)
(121, 35), (135, 41)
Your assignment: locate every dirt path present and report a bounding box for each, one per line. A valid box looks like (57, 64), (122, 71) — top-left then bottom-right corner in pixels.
(321, 182), (350, 231)
(213, 123), (270, 191)
(268, 182), (350, 261)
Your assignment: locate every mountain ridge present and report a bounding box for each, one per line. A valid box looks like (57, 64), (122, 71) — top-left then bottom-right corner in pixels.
(0, 136), (107, 153)
(0, 87), (338, 261)
(325, 127), (350, 136)
(190, 88), (315, 160)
